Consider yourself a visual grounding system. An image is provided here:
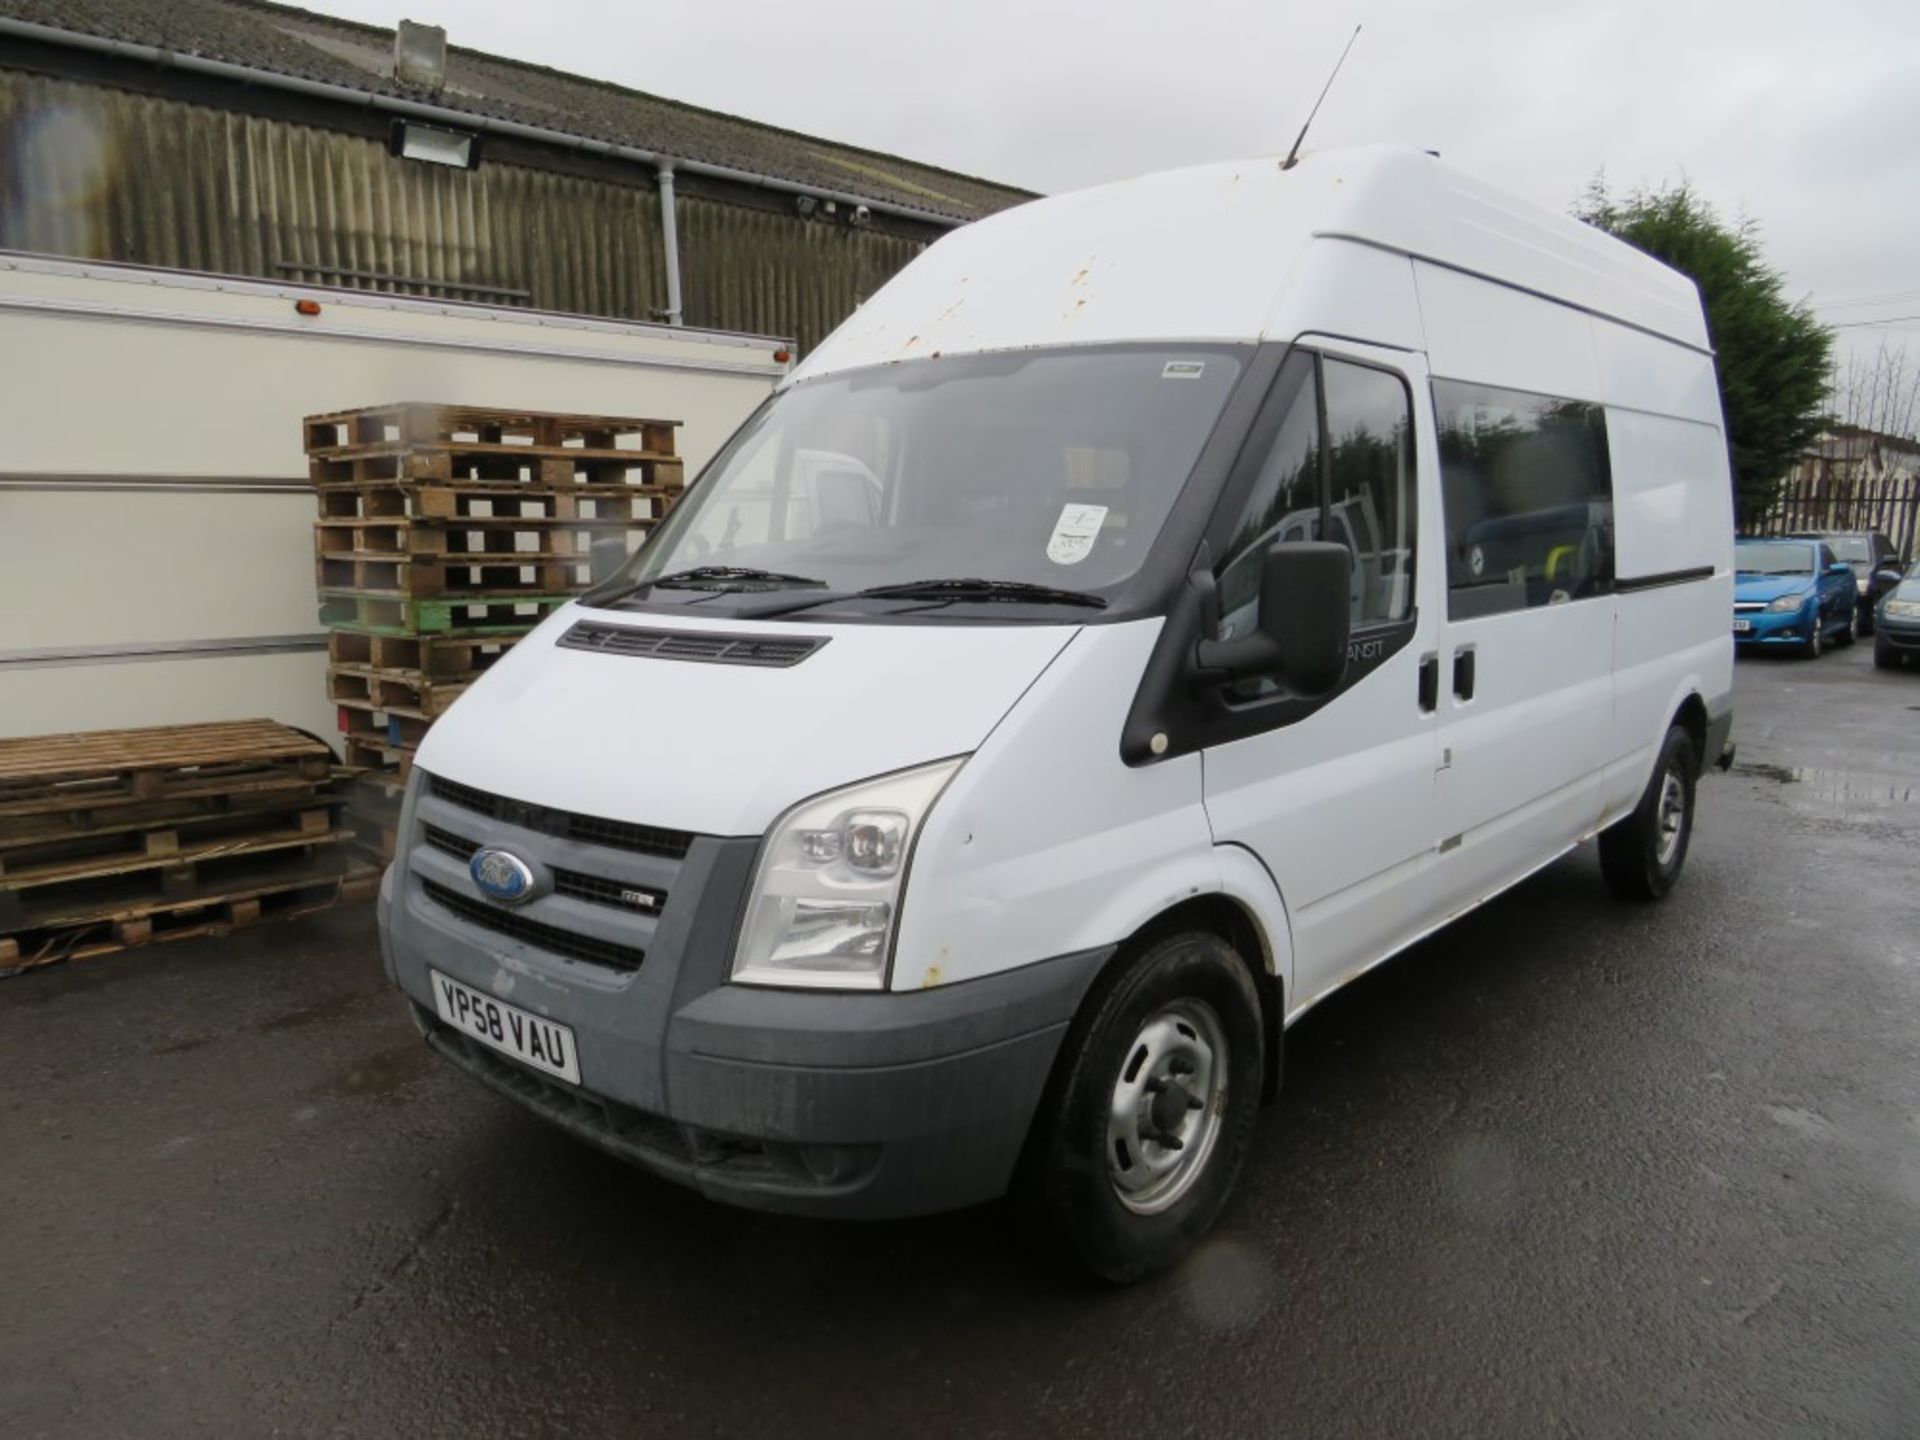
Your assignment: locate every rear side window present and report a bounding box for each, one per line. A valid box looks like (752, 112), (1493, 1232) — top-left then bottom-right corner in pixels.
(1434, 379), (1614, 619)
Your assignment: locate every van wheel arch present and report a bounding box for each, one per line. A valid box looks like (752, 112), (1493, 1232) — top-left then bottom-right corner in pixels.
(1670, 693), (1708, 778)
(1048, 895), (1283, 1111)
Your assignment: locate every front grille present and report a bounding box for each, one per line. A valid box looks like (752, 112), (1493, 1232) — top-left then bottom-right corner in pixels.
(427, 774), (693, 859)
(423, 879), (646, 971)
(552, 870), (664, 914)
(423, 824), (478, 860)
(423, 823), (664, 915)
(560, 619), (826, 668)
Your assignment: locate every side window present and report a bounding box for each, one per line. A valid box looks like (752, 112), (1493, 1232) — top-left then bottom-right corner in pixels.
(1323, 359), (1416, 627)
(1434, 379), (1614, 619)
(1213, 351), (1417, 646)
(1214, 355), (1321, 642)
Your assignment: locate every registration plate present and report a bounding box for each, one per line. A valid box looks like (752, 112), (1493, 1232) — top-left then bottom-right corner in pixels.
(431, 969), (580, 1085)
(1733, 619), (1752, 633)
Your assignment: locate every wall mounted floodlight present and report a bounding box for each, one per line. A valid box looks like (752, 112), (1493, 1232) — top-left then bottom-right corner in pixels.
(389, 119), (480, 169)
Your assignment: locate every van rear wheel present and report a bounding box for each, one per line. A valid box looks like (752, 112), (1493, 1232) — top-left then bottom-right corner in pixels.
(1020, 931), (1263, 1283)
(1598, 724), (1697, 900)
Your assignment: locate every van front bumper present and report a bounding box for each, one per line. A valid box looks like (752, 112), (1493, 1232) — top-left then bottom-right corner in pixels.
(380, 802), (1111, 1220)
(401, 944), (1110, 1220)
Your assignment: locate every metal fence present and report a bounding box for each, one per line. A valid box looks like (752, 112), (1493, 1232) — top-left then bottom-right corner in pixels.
(1752, 472), (1920, 562)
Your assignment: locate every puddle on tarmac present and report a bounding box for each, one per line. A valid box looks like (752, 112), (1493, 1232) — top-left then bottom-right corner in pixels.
(256, 990), (367, 1034)
(1732, 762), (1916, 805)
(318, 1041), (434, 1101)
(151, 1035), (212, 1057)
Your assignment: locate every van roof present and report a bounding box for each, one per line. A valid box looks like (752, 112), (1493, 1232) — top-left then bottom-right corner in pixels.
(794, 145), (1710, 380)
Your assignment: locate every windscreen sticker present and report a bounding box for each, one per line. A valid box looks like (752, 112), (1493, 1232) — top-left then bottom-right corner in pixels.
(1046, 503), (1109, 565)
(1162, 361), (1206, 380)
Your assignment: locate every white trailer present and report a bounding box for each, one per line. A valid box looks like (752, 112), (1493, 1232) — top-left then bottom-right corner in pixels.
(0, 253), (787, 741)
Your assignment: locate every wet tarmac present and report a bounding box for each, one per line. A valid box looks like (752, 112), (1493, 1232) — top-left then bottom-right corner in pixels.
(5, 643), (1919, 1438)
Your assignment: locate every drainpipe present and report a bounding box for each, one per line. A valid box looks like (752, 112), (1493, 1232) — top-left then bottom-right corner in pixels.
(656, 163), (683, 326)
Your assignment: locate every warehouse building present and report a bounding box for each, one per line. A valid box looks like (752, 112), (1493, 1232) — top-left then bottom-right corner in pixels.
(0, 0), (1032, 353)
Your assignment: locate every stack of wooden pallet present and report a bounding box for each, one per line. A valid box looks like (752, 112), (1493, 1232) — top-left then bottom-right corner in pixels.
(303, 403), (685, 857)
(0, 720), (377, 974)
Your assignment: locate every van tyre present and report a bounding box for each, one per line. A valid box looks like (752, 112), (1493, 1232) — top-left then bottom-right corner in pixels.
(1020, 931), (1264, 1283)
(1599, 725), (1697, 901)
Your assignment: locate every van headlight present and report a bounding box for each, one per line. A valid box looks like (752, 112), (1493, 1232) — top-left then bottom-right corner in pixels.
(731, 758), (965, 990)
(1766, 591), (1811, 612)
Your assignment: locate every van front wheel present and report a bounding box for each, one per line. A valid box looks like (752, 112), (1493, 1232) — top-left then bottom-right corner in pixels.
(1598, 725), (1697, 900)
(1021, 931), (1264, 1283)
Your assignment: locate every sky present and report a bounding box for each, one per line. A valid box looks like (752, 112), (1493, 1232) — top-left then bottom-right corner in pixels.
(311, 0), (1920, 405)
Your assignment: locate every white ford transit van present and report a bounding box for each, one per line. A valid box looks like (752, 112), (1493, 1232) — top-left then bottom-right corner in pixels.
(378, 146), (1735, 1280)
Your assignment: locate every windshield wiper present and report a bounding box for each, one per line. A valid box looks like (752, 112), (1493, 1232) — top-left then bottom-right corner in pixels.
(849, 577), (1108, 609)
(648, 566), (828, 591)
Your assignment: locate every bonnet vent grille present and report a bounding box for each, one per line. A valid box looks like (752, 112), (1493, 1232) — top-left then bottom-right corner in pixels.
(558, 620), (826, 668)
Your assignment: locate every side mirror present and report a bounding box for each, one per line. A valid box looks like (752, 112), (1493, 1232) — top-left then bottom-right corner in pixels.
(590, 536), (629, 584)
(1828, 561), (1852, 576)
(1196, 541), (1351, 695)
(1874, 566), (1904, 586)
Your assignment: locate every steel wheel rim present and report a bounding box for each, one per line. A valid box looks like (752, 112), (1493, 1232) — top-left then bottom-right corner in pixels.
(1655, 768), (1687, 868)
(1106, 998), (1229, 1216)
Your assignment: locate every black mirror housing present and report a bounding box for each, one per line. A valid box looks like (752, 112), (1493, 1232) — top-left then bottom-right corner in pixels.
(1196, 541), (1351, 695)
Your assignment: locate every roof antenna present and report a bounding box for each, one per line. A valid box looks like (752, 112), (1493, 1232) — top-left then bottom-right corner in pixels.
(1282, 24), (1362, 171)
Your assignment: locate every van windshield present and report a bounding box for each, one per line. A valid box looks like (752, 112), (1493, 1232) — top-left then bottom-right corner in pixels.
(608, 346), (1246, 610)
(1735, 541), (1816, 577)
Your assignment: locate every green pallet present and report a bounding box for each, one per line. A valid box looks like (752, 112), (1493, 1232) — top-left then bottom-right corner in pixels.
(318, 589), (572, 636)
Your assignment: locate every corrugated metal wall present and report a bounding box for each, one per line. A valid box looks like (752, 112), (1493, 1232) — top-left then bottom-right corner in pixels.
(678, 194), (923, 350)
(0, 67), (929, 350)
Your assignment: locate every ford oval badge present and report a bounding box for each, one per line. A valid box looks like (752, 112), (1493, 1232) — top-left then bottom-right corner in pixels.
(470, 847), (536, 905)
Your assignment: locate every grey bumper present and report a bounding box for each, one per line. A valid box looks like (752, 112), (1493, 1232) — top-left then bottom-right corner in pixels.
(409, 948), (1109, 1219)
(380, 774), (1111, 1219)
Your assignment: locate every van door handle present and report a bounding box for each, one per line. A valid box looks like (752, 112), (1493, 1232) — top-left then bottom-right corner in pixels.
(1452, 647), (1476, 702)
(1418, 653), (1439, 712)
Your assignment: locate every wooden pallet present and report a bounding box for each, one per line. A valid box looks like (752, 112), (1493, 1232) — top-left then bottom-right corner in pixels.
(326, 665), (472, 719)
(0, 783), (338, 852)
(327, 630), (518, 681)
(307, 444), (682, 489)
(318, 590), (569, 635)
(342, 735), (418, 780)
(342, 773), (403, 866)
(315, 553), (591, 597)
(0, 809), (345, 896)
(315, 515), (644, 558)
(314, 481), (666, 523)
(304, 402), (680, 455)
(0, 851), (381, 974)
(0, 721), (333, 813)
(335, 703), (433, 750)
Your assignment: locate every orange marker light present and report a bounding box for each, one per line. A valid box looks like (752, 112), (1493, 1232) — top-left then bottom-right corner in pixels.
(295, 299), (322, 316)
(773, 348), (792, 364)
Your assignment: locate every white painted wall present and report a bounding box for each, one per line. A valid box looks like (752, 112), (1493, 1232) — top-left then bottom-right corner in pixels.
(0, 255), (785, 741)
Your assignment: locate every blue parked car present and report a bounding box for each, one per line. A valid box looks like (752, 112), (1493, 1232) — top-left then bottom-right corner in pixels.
(1732, 537), (1858, 657)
